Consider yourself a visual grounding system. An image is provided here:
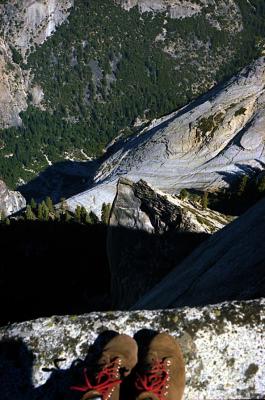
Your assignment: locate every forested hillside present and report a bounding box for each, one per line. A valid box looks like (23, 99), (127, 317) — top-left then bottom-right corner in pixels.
(0, 0), (265, 188)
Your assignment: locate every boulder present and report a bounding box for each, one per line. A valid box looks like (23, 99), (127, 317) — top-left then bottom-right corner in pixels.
(0, 299), (264, 399)
(0, 179), (26, 216)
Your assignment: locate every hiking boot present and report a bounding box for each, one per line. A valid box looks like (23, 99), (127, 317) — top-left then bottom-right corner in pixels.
(71, 334), (138, 400)
(134, 332), (185, 400)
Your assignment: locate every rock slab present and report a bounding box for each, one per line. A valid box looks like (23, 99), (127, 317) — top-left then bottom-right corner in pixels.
(0, 299), (264, 399)
(67, 57), (265, 217)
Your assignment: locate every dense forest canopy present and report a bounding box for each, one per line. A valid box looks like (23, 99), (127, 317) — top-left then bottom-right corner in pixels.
(0, 0), (265, 188)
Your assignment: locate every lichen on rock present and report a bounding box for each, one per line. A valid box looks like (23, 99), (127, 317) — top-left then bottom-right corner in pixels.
(0, 299), (264, 399)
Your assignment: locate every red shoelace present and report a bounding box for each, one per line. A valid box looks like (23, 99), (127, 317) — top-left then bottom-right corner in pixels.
(70, 360), (122, 400)
(135, 359), (169, 400)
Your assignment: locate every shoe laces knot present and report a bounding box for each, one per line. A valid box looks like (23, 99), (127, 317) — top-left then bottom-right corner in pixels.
(135, 359), (171, 400)
(70, 359), (122, 400)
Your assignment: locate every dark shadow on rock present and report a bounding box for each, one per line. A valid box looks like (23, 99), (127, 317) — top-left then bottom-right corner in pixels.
(17, 159), (100, 204)
(35, 330), (122, 400)
(210, 165), (265, 215)
(0, 331), (142, 399)
(0, 220), (110, 327)
(108, 225), (210, 309)
(0, 218), (210, 326)
(0, 338), (34, 400)
(1, 212), (263, 326)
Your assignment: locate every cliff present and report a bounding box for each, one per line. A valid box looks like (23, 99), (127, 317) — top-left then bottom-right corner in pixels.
(67, 57), (265, 216)
(133, 194), (265, 310)
(0, 0), (73, 128)
(107, 178), (232, 308)
(115, 0), (242, 32)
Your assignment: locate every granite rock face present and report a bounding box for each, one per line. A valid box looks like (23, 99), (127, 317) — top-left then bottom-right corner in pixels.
(67, 57), (265, 216)
(133, 195), (265, 310)
(0, 0), (73, 128)
(0, 180), (26, 216)
(108, 178), (231, 308)
(0, 299), (264, 399)
(0, 38), (29, 128)
(0, 0), (73, 58)
(114, 0), (242, 32)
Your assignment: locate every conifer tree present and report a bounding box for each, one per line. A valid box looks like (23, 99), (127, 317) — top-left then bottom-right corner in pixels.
(179, 189), (189, 200)
(64, 210), (72, 223)
(101, 202), (111, 224)
(25, 204), (35, 220)
(237, 175), (249, 197)
(41, 201), (50, 221)
(80, 206), (88, 224)
(37, 201), (49, 221)
(5, 217), (10, 226)
(45, 196), (54, 212)
(0, 210), (4, 222)
(75, 205), (82, 223)
(37, 203), (43, 220)
(30, 198), (37, 210)
(257, 175), (265, 193)
(89, 210), (99, 225)
(60, 197), (68, 212)
(201, 192), (209, 209)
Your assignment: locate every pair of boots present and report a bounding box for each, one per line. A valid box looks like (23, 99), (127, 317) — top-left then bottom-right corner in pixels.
(70, 332), (185, 400)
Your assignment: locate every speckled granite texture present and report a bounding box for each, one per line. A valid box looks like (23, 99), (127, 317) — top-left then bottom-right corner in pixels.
(0, 299), (264, 399)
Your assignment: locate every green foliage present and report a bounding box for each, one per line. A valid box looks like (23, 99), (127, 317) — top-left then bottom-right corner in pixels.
(256, 175), (265, 193)
(30, 198), (37, 210)
(0, 0), (265, 187)
(101, 202), (111, 224)
(64, 210), (72, 223)
(74, 205), (82, 223)
(179, 189), (189, 201)
(25, 205), (35, 220)
(234, 107), (246, 117)
(45, 196), (54, 213)
(237, 175), (249, 197)
(10, 45), (23, 65)
(201, 192), (209, 209)
(0, 210), (5, 221)
(37, 201), (49, 221)
(88, 210), (99, 225)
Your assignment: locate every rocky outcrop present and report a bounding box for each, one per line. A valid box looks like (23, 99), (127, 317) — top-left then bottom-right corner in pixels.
(67, 57), (265, 216)
(133, 195), (265, 310)
(0, 38), (28, 128)
(0, 180), (26, 216)
(0, 0), (73, 58)
(108, 178), (231, 308)
(0, 0), (73, 128)
(0, 299), (264, 399)
(114, 0), (242, 32)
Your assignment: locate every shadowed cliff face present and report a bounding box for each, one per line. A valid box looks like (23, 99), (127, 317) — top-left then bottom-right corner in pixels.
(107, 178), (231, 309)
(0, 220), (110, 327)
(133, 195), (265, 310)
